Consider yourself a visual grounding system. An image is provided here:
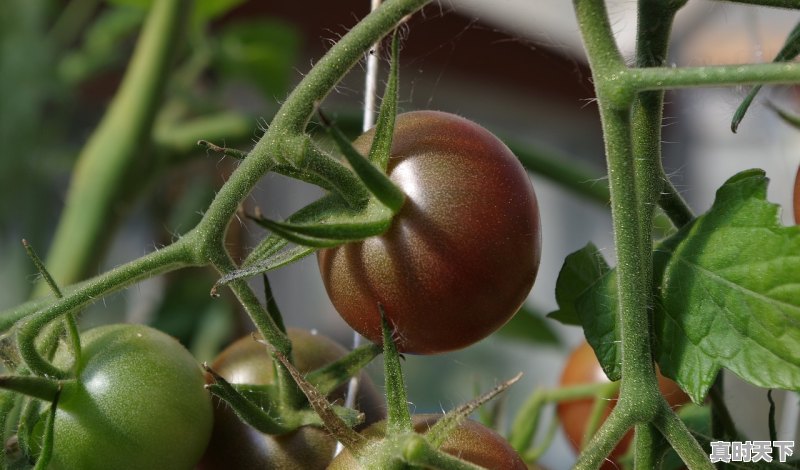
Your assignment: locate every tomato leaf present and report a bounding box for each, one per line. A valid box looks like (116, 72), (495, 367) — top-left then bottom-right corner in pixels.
(548, 243), (610, 326)
(653, 169), (800, 403)
(575, 269), (620, 381)
(548, 245), (621, 381)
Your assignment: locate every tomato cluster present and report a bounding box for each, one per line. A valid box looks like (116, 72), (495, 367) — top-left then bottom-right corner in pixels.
(318, 111), (541, 354)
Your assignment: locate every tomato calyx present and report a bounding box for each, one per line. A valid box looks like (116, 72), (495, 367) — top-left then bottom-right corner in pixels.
(203, 329), (381, 436)
(275, 307), (523, 469)
(213, 32), (406, 288)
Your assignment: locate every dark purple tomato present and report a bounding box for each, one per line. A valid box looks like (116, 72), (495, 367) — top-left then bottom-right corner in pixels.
(328, 414), (527, 469)
(318, 111), (541, 354)
(198, 328), (384, 470)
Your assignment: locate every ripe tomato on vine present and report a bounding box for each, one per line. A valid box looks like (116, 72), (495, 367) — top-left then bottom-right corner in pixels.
(318, 110), (541, 354)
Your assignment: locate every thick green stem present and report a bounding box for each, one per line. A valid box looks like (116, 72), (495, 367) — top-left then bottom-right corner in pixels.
(43, 0), (188, 288)
(573, 1), (679, 467)
(652, 402), (714, 470)
(633, 424), (660, 469)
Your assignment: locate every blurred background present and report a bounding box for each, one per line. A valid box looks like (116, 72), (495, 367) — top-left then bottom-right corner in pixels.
(1, 0), (799, 468)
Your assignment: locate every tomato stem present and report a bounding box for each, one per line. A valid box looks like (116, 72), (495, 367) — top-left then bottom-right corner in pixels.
(572, 0), (711, 468)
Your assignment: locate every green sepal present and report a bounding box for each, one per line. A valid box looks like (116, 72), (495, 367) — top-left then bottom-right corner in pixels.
(32, 388), (60, 470)
(368, 31), (400, 171)
(16, 396), (42, 463)
(403, 437), (487, 470)
(219, 243), (316, 287)
(322, 115), (405, 213)
(271, 351), (366, 452)
(424, 373), (521, 450)
(262, 275), (286, 334)
(306, 342), (382, 396)
(204, 365), (293, 434)
(250, 193), (392, 246)
(380, 306), (413, 435)
(731, 19), (800, 132)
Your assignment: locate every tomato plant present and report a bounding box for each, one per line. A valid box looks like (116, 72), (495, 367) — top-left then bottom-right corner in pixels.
(198, 328), (384, 469)
(36, 324), (212, 470)
(318, 110), (541, 354)
(328, 414), (527, 469)
(557, 342), (690, 467)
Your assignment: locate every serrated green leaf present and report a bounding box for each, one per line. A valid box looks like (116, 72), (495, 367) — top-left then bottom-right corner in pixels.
(653, 169), (800, 403)
(548, 243), (610, 326)
(575, 269), (620, 380)
(497, 305), (561, 346)
(549, 243), (621, 378)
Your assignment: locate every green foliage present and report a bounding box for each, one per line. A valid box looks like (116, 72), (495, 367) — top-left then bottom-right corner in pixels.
(553, 170), (800, 403)
(653, 170), (800, 403)
(107, 0), (247, 23)
(213, 19), (300, 99)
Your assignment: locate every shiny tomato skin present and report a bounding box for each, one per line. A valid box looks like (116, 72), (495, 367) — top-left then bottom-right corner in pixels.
(328, 414), (527, 469)
(318, 111), (541, 354)
(43, 324), (213, 470)
(198, 328), (384, 470)
(557, 342), (690, 467)
(793, 166), (799, 224)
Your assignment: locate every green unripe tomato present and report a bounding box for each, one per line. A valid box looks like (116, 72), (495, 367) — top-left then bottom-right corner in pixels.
(329, 414), (527, 469)
(318, 110), (541, 354)
(38, 324), (213, 470)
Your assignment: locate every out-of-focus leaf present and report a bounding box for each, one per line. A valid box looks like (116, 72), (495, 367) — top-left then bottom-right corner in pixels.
(653, 170), (800, 403)
(59, 7), (144, 84)
(107, 0), (245, 22)
(497, 305), (561, 346)
(213, 19), (300, 99)
(194, 0), (247, 22)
